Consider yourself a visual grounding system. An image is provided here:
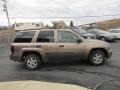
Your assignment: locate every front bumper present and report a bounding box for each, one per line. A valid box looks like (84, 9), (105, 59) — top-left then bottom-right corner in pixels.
(106, 38), (116, 41)
(107, 36), (117, 41)
(115, 36), (120, 40)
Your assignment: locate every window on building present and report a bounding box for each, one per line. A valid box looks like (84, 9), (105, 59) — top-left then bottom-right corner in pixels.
(16, 24), (19, 27)
(36, 24), (40, 27)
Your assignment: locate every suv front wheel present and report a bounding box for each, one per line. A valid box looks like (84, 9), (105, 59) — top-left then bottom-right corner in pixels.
(24, 54), (42, 70)
(89, 50), (106, 66)
(100, 37), (106, 41)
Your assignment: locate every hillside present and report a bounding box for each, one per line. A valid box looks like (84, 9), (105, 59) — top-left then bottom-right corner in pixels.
(80, 18), (120, 31)
(97, 18), (120, 30)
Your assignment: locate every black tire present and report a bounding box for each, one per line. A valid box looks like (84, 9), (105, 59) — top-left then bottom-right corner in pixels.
(100, 37), (106, 41)
(24, 54), (42, 70)
(89, 50), (106, 66)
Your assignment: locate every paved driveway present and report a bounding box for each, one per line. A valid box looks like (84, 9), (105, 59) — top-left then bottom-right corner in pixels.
(0, 41), (120, 88)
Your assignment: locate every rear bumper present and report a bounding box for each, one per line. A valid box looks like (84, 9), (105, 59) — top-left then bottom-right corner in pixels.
(10, 54), (22, 62)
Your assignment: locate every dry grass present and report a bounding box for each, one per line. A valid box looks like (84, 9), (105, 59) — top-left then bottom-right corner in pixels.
(97, 18), (120, 30)
(0, 30), (15, 44)
(0, 30), (15, 34)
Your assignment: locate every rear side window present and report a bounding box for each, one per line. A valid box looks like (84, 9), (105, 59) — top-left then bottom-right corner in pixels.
(14, 31), (35, 43)
(37, 31), (54, 42)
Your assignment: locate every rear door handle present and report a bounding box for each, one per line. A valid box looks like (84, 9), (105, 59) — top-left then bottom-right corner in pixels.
(59, 45), (64, 47)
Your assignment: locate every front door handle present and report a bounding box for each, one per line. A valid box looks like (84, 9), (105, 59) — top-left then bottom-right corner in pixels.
(59, 45), (64, 47)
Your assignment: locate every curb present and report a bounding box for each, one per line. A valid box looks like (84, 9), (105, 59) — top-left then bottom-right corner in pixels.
(0, 81), (88, 90)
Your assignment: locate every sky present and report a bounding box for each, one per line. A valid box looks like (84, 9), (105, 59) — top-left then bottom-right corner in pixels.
(0, 0), (120, 26)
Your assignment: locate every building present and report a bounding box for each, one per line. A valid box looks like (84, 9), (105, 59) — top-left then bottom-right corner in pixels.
(80, 23), (97, 30)
(14, 22), (44, 31)
(52, 21), (67, 29)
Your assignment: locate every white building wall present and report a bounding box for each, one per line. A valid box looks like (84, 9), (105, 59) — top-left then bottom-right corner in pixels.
(14, 22), (44, 30)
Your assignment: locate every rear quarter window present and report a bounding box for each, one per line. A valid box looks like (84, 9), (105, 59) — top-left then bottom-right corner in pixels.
(14, 31), (36, 43)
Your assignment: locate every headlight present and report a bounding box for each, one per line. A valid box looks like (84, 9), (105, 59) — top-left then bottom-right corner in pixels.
(108, 35), (116, 39)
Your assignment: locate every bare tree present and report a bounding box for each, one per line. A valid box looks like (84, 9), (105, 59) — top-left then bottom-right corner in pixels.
(70, 21), (74, 27)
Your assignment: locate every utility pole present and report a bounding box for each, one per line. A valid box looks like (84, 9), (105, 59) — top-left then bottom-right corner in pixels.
(2, 0), (11, 30)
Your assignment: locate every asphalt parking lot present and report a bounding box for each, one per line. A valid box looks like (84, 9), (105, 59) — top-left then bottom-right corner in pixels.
(0, 40), (120, 88)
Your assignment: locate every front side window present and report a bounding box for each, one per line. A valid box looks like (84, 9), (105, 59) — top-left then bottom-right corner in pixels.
(14, 31), (35, 43)
(37, 31), (54, 42)
(58, 31), (79, 43)
(16, 24), (19, 27)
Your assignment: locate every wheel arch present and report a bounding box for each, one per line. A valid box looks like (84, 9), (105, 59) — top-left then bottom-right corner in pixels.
(89, 48), (108, 58)
(21, 51), (48, 64)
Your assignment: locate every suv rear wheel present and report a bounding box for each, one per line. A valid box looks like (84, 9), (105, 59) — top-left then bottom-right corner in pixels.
(24, 54), (42, 70)
(89, 50), (106, 66)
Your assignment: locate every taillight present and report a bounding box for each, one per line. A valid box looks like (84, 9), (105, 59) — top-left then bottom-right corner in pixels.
(11, 46), (14, 53)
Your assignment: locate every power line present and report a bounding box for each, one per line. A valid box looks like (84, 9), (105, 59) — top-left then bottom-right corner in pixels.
(8, 13), (120, 19)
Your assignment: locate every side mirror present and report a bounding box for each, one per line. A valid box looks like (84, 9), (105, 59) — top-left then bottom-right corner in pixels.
(77, 39), (82, 43)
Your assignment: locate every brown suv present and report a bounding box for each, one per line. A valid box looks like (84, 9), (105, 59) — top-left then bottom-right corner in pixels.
(10, 29), (112, 70)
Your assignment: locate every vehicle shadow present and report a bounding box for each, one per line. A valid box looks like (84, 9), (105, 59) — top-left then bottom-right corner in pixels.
(44, 60), (88, 67)
(13, 60), (91, 71)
